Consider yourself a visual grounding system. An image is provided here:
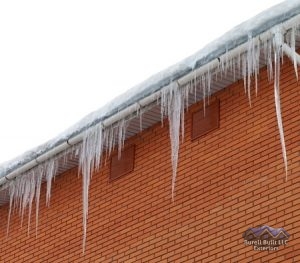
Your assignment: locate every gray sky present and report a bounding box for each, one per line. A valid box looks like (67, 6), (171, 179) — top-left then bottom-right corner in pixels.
(0, 0), (283, 164)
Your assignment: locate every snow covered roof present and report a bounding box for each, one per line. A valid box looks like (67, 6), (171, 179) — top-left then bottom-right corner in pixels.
(1, 1), (300, 181)
(2, 0), (300, 251)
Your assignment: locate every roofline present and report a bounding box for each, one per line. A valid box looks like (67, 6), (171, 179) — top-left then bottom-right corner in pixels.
(1, 1), (300, 185)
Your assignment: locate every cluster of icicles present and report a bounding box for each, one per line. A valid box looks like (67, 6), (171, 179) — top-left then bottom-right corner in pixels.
(4, 24), (299, 252)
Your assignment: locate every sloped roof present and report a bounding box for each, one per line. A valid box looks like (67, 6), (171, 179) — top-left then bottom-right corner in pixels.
(1, 1), (300, 182)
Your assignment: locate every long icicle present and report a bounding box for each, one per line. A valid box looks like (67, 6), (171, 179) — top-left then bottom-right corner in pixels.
(6, 183), (15, 237)
(21, 174), (31, 228)
(27, 172), (36, 235)
(273, 29), (288, 180)
(35, 167), (43, 237)
(80, 123), (103, 253)
(161, 83), (183, 200)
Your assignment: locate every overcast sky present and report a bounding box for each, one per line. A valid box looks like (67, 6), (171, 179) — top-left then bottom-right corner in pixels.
(0, 0), (283, 164)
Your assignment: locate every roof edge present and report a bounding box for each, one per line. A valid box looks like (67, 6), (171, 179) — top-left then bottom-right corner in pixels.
(1, 1), (300, 179)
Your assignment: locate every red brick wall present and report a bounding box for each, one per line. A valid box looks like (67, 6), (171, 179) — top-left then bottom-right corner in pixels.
(0, 59), (299, 262)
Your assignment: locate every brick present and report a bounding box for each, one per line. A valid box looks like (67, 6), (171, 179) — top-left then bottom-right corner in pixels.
(0, 52), (299, 263)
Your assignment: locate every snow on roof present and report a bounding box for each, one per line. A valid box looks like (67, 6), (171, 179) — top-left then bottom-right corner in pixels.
(1, 0), (300, 177)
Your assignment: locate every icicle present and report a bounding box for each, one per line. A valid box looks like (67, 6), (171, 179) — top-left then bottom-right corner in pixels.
(180, 85), (186, 142)
(161, 82), (184, 200)
(46, 159), (57, 207)
(103, 127), (109, 158)
(220, 58), (224, 79)
(15, 178), (23, 217)
(273, 29), (288, 180)
(290, 26), (298, 80)
(241, 35), (261, 104)
(80, 123), (104, 253)
(264, 39), (273, 81)
(79, 118), (129, 252)
(184, 82), (190, 109)
(194, 71), (197, 103)
(94, 125), (104, 171)
(236, 52), (241, 81)
(80, 133), (93, 250)
(160, 95), (165, 126)
(107, 125), (115, 156)
(225, 46), (229, 75)
(242, 53), (247, 94)
(7, 163), (45, 237)
(254, 38), (260, 96)
(139, 110), (143, 132)
(21, 174), (31, 228)
(160, 86), (167, 125)
(118, 119), (127, 159)
(201, 75), (206, 116)
(27, 172), (36, 235)
(247, 34), (253, 105)
(35, 167), (43, 237)
(6, 183), (15, 237)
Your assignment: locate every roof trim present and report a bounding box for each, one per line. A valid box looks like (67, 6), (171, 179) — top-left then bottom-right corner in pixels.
(1, 1), (300, 182)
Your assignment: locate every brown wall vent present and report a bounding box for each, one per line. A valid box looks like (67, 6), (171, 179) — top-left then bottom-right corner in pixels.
(191, 99), (220, 140)
(110, 145), (135, 181)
